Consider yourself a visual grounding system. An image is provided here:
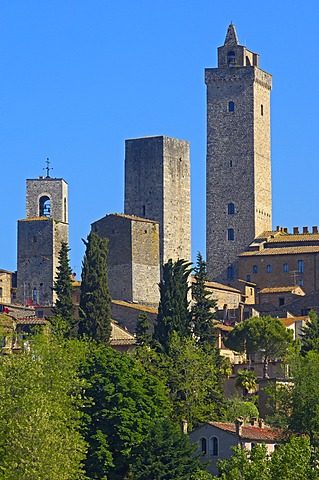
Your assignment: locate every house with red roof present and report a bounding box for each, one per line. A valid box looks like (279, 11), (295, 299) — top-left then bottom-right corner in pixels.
(189, 418), (282, 476)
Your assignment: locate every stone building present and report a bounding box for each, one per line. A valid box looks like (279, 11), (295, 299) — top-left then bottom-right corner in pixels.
(17, 176), (68, 306)
(238, 226), (319, 294)
(206, 24), (272, 282)
(92, 213), (160, 307)
(0, 270), (15, 304)
(124, 136), (191, 266)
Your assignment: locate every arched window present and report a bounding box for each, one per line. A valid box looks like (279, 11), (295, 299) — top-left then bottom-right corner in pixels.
(246, 274), (251, 282)
(39, 195), (51, 217)
(283, 263), (289, 272)
(267, 264), (272, 273)
(210, 436), (218, 456)
(227, 266), (234, 279)
(227, 51), (236, 66)
(298, 260), (304, 273)
(253, 265), (258, 274)
(228, 228), (234, 241)
(228, 203), (235, 214)
(200, 437), (207, 455)
(228, 101), (235, 112)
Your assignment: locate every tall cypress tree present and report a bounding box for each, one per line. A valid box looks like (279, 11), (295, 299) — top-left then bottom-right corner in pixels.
(192, 251), (218, 348)
(153, 258), (192, 353)
(78, 232), (112, 343)
(52, 242), (75, 336)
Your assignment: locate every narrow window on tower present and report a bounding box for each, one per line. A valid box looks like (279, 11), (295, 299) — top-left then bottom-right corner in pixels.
(283, 263), (289, 272)
(227, 266), (234, 278)
(228, 228), (234, 241)
(253, 265), (258, 274)
(228, 203), (235, 214)
(261, 104), (264, 116)
(142, 205), (146, 216)
(64, 198), (67, 222)
(267, 264), (272, 273)
(228, 101), (235, 112)
(230, 160), (233, 167)
(298, 260), (304, 273)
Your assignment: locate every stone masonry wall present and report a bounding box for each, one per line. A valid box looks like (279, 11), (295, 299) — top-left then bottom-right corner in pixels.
(26, 178), (68, 223)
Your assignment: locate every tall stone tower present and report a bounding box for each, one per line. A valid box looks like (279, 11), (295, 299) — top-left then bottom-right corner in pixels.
(206, 24), (272, 282)
(17, 176), (68, 306)
(124, 136), (191, 267)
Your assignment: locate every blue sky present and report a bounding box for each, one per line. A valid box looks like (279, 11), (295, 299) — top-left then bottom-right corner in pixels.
(1, 0), (318, 277)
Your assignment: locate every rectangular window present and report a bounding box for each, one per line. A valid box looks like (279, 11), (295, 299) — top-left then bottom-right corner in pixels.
(267, 265), (272, 273)
(298, 260), (304, 274)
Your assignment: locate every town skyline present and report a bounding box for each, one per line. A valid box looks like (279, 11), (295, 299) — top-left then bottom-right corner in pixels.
(1, 1), (318, 277)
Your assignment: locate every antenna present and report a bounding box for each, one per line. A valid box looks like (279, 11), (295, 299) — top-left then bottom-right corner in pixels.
(44, 158), (53, 178)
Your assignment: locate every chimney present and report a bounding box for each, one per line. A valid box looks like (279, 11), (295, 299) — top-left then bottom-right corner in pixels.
(235, 417), (244, 436)
(283, 227), (288, 233)
(181, 420), (188, 434)
(250, 417), (257, 427)
(276, 225), (280, 231)
(303, 227), (309, 234)
(313, 226), (318, 234)
(258, 418), (264, 429)
(293, 227), (299, 234)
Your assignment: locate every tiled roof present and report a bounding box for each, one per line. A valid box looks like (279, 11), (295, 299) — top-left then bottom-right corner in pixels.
(267, 233), (319, 243)
(94, 213), (159, 224)
(191, 277), (241, 294)
(210, 422), (281, 441)
(19, 217), (53, 222)
(280, 316), (308, 327)
(240, 246), (319, 256)
(111, 299), (158, 313)
(110, 322), (136, 346)
(16, 317), (48, 325)
(259, 286), (303, 294)
(214, 322), (233, 332)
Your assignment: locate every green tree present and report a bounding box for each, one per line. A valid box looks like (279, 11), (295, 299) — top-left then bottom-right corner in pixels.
(81, 345), (171, 480)
(215, 444), (270, 480)
(79, 231), (111, 343)
(225, 316), (293, 378)
(130, 417), (210, 480)
(135, 312), (152, 346)
(224, 395), (259, 422)
(153, 258), (192, 353)
(301, 310), (319, 355)
(166, 332), (226, 428)
(52, 241), (76, 336)
(0, 334), (88, 479)
(235, 369), (257, 398)
(192, 252), (217, 348)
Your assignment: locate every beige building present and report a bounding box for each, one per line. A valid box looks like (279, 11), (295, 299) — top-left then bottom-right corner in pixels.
(0, 270), (15, 304)
(238, 226), (319, 294)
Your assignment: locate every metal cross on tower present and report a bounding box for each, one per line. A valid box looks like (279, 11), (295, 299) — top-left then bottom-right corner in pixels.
(44, 158), (53, 178)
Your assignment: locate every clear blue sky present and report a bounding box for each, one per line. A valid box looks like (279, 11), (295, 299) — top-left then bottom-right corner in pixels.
(1, 1), (318, 277)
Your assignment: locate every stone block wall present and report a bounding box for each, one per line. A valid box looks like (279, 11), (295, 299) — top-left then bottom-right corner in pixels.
(124, 136), (191, 267)
(26, 178), (68, 223)
(92, 214), (160, 307)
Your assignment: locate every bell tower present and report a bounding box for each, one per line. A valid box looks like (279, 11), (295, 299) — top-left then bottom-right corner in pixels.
(17, 170), (69, 306)
(206, 24), (272, 282)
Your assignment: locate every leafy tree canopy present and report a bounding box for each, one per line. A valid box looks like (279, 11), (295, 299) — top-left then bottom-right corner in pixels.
(224, 316), (293, 377)
(301, 309), (319, 355)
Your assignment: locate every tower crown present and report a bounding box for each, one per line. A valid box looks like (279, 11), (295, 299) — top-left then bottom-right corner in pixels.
(217, 24), (259, 68)
(224, 24), (239, 46)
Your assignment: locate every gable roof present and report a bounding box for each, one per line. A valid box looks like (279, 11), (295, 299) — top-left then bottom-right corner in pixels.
(210, 422), (281, 441)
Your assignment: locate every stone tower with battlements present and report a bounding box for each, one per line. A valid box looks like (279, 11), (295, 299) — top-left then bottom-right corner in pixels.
(206, 24), (272, 283)
(124, 136), (191, 267)
(17, 176), (69, 306)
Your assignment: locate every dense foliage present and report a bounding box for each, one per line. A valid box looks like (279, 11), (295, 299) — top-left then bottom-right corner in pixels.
(52, 241), (76, 336)
(153, 259), (192, 352)
(79, 231), (112, 343)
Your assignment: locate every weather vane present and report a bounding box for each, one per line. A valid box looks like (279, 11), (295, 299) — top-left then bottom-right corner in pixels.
(44, 158), (53, 178)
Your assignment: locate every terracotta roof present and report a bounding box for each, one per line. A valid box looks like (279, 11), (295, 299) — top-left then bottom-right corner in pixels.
(259, 286), (304, 294)
(210, 422), (281, 441)
(16, 317), (48, 325)
(240, 246), (319, 256)
(267, 233), (319, 243)
(110, 322), (136, 346)
(280, 316), (308, 327)
(214, 322), (233, 332)
(191, 276), (241, 294)
(111, 299), (158, 314)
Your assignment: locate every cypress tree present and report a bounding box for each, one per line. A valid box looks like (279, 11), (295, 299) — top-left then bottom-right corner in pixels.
(135, 312), (152, 346)
(192, 251), (218, 348)
(153, 258), (192, 353)
(52, 242), (75, 336)
(78, 232), (111, 343)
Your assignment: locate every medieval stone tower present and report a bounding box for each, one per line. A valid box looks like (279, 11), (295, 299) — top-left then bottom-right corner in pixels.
(17, 175), (68, 306)
(124, 136), (191, 267)
(206, 24), (272, 282)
